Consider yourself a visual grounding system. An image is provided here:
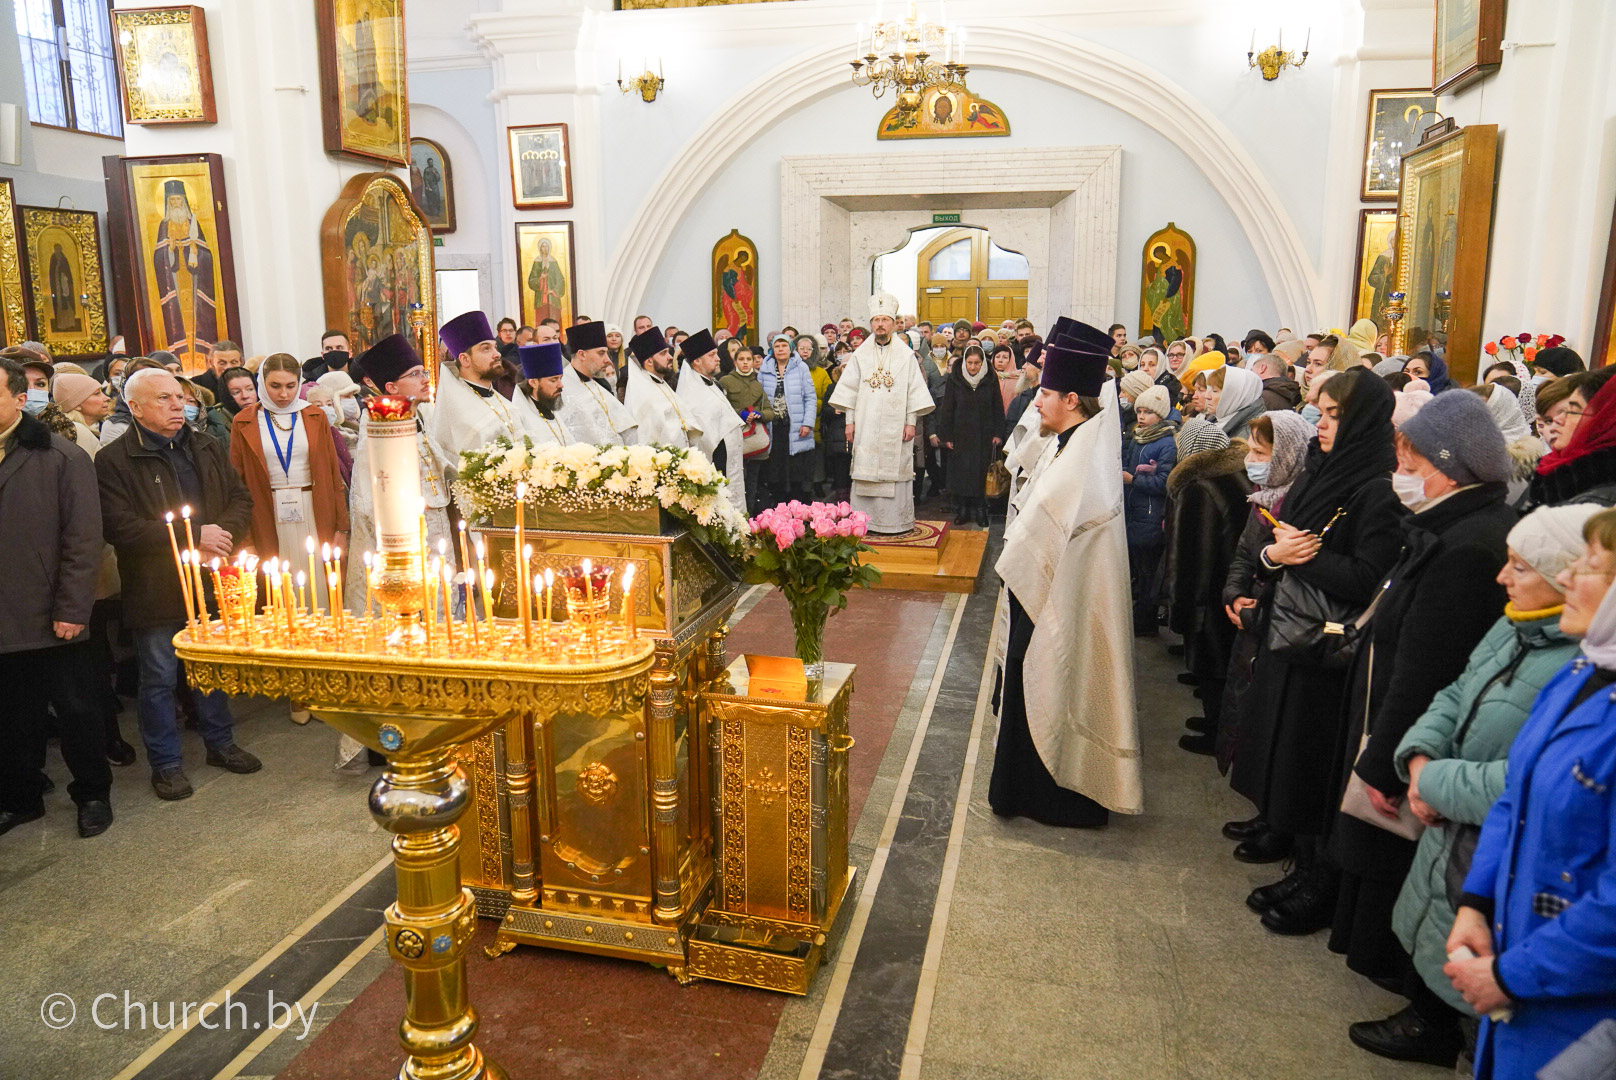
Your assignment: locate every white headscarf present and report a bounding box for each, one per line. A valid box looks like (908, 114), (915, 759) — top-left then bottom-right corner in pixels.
(1214, 366), (1264, 421)
(257, 364), (311, 416)
(1578, 558), (1616, 667)
(1484, 383), (1531, 443)
(960, 345), (988, 388)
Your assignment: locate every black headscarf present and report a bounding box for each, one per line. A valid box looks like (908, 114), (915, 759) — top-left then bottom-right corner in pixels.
(1278, 368), (1397, 533)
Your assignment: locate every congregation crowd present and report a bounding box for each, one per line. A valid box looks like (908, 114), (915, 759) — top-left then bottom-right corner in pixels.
(4, 303), (1616, 1078)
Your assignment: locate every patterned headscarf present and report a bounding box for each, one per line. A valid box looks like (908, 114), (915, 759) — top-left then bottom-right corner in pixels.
(1176, 415), (1230, 458)
(1249, 409), (1314, 510)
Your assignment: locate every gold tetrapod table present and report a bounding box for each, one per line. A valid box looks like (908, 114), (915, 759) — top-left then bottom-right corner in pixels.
(178, 628), (657, 1080)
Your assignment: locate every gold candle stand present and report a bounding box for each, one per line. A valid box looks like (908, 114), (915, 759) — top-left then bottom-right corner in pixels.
(177, 630), (656, 1079)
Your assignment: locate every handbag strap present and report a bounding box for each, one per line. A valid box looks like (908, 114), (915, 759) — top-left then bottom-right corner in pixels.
(1363, 641), (1375, 739)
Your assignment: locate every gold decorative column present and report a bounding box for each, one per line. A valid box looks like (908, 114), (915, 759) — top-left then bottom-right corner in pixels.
(647, 644), (685, 927)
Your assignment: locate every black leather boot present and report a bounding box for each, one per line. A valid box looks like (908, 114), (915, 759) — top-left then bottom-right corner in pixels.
(1233, 829), (1294, 863)
(1260, 866), (1338, 935)
(1221, 814), (1263, 841)
(1245, 859), (1304, 912)
(954, 503), (970, 525)
(974, 502), (989, 527)
(1348, 1005), (1462, 1067)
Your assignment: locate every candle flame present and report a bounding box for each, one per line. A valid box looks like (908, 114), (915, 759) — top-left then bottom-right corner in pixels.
(363, 550), (373, 568)
(545, 568), (554, 585)
(166, 511), (174, 523)
(322, 542), (332, 561)
(582, 557), (592, 574)
(181, 505), (191, 519)
(306, 536), (315, 554)
(295, 571), (305, 587)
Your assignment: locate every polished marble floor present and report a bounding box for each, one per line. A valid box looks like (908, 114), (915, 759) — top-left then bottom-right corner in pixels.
(3, 540), (1442, 1080)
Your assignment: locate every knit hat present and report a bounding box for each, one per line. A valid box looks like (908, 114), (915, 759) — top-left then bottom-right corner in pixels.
(51, 372), (102, 414)
(1508, 504), (1602, 593)
(1397, 387), (1512, 485)
(1533, 346), (1584, 377)
(1119, 370), (1153, 401)
(1391, 388), (1431, 428)
(315, 369), (360, 399)
(1134, 385), (1171, 420)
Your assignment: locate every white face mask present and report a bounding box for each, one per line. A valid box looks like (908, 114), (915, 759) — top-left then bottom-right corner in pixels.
(341, 396), (360, 421)
(1391, 470), (1432, 510)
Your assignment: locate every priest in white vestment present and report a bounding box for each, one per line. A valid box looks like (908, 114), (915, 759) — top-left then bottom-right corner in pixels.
(428, 310), (556, 460)
(827, 292), (935, 534)
(675, 329), (745, 512)
(990, 328), (1142, 826)
(625, 327), (701, 449)
(516, 342), (573, 447)
(557, 321), (639, 446)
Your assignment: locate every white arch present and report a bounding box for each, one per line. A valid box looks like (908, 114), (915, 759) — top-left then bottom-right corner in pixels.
(602, 23), (1322, 330)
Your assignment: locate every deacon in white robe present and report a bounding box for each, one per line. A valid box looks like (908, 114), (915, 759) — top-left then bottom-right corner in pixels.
(675, 329), (745, 512)
(515, 341), (574, 447)
(827, 292), (935, 534)
(557, 320), (638, 446)
(625, 326), (701, 449)
(990, 334), (1142, 826)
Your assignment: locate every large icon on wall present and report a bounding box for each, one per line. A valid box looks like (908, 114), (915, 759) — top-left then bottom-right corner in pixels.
(1350, 209), (1398, 338)
(1139, 223), (1195, 344)
(0, 179), (27, 349)
(1434, 0), (1503, 96)
(320, 172), (435, 353)
(515, 221), (576, 328)
(508, 124), (573, 209)
(315, 0), (409, 166)
(1391, 124), (1499, 384)
(409, 137), (455, 234)
(712, 229), (758, 346)
(17, 206), (109, 357)
(111, 6), (217, 124)
(1360, 88), (1438, 201)
(877, 86), (1009, 140)
(103, 153), (242, 372)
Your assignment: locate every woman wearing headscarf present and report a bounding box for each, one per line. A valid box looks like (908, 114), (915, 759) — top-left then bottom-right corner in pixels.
(1123, 385), (1179, 632)
(1346, 319), (1379, 355)
(1445, 508), (1616, 1079)
(1346, 505), (1593, 1069)
(1139, 346), (1181, 407)
(1484, 354), (1538, 426)
(1182, 349), (1226, 385)
(1327, 389), (1517, 1008)
(794, 333), (833, 497)
(1163, 414), (1250, 740)
(931, 343), (1003, 527)
(1524, 367), (1616, 510)
(1209, 365), (1266, 439)
(1233, 370), (1405, 922)
(1404, 352), (1452, 394)
(716, 337), (743, 378)
(1214, 410), (1315, 771)
(1175, 371), (1219, 458)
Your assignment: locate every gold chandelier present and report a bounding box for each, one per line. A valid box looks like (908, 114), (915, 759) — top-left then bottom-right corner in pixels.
(850, 0), (968, 117)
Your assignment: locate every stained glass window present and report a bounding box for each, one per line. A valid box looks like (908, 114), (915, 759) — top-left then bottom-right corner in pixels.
(12, 0), (123, 137)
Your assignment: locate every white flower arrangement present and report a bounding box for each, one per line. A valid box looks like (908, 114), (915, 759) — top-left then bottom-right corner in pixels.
(455, 437), (752, 557)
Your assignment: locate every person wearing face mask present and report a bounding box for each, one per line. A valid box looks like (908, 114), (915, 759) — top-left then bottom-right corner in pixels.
(229, 354), (350, 625)
(1340, 504), (1594, 1069)
(181, 378), (234, 448)
(1235, 370), (1406, 931)
(1121, 385), (1179, 629)
(315, 369), (363, 458)
(1326, 389), (1515, 998)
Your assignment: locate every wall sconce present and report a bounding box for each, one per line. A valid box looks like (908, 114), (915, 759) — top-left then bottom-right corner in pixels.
(617, 58), (664, 103)
(1247, 28), (1309, 80)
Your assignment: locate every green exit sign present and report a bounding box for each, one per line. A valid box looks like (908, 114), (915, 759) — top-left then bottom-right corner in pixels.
(433, 236), (444, 247)
(932, 212), (961, 225)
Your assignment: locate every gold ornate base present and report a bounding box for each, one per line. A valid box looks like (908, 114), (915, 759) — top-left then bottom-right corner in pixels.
(685, 867), (856, 994)
(493, 903), (694, 983)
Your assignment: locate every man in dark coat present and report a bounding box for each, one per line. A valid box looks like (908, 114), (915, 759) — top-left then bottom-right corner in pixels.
(0, 357), (113, 838)
(1250, 353), (1302, 411)
(930, 343), (1003, 526)
(97, 369), (259, 802)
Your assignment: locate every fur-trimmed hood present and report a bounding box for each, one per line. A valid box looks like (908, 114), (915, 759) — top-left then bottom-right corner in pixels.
(1167, 437), (1249, 497)
(11, 410), (53, 451)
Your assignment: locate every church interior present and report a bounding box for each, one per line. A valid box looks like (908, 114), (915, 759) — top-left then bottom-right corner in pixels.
(3, 0), (1616, 1078)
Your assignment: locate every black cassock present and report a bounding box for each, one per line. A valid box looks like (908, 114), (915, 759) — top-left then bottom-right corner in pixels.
(988, 591), (1109, 828)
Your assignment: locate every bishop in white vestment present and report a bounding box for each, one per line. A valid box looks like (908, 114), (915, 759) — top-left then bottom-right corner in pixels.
(557, 321), (639, 446)
(827, 292), (935, 534)
(990, 330), (1142, 826)
(675, 329), (746, 512)
(625, 327), (701, 449)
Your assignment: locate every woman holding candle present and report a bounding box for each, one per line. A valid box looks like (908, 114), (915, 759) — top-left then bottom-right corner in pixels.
(229, 354), (350, 726)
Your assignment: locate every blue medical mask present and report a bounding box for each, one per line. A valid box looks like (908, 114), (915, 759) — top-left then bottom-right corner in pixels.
(184, 403), (201, 422)
(1245, 460), (1271, 486)
(23, 387), (48, 415)
(1300, 403), (1322, 425)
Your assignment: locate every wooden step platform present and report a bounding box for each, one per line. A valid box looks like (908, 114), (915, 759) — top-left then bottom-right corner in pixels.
(862, 520), (989, 594)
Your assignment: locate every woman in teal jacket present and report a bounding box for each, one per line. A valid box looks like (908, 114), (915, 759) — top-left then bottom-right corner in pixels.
(1348, 505), (1595, 1067)
(1448, 507), (1616, 1079)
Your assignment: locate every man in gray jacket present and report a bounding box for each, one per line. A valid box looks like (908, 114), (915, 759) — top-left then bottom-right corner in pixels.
(0, 357), (112, 837)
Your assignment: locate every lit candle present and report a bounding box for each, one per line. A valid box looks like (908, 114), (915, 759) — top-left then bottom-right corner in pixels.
(306, 537), (320, 616)
(621, 563), (636, 639)
(164, 512), (195, 626)
(514, 481), (529, 643)
(181, 507), (205, 625)
(296, 571), (307, 619)
(331, 547), (344, 630)
(522, 543), (534, 649)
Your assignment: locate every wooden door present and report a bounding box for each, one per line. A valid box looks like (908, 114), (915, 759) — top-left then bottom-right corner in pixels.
(916, 228), (1029, 325)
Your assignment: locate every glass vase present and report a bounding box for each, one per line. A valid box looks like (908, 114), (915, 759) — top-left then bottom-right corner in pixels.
(789, 597), (828, 684)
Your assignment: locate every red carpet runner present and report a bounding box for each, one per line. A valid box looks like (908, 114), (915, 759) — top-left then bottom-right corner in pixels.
(279, 589), (945, 1080)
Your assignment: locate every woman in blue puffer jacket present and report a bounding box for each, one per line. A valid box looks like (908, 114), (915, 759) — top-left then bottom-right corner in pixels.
(1447, 507), (1616, 1079)
(758, 334), (818, 506)
(1345, 505), (1594, 1069)
(1122, 384), (1178, 634)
